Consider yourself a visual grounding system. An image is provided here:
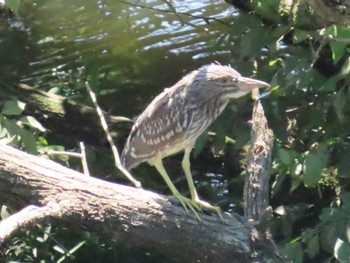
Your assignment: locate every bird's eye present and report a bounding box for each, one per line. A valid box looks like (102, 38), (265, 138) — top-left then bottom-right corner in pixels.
(220, 78), (229, 84)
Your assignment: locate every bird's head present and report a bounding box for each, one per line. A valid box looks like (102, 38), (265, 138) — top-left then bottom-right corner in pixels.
(193, 64), (270, 100)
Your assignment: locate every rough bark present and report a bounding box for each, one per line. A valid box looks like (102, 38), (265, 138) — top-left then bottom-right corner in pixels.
(242, 100), (278, 262)
(0, 143), (263, 263)
(244, 100), (273, 224)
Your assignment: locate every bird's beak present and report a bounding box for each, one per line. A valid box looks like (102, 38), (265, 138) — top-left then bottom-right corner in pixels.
(237, 76), (271, 90)
(238, 76), (270, 101)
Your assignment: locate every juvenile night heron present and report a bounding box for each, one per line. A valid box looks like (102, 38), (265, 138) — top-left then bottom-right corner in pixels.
(121, 64), (270, 219)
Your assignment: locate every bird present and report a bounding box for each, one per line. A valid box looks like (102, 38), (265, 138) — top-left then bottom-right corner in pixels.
(121, 63), (270, 219)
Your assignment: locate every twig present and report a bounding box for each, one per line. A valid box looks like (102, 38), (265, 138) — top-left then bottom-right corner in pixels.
(79, 142), (89, 176)
(47, 141), (90, 176)
(85, 82), (142, 188)
(0, 203), (61, 245)
(118, 0), (231, 27)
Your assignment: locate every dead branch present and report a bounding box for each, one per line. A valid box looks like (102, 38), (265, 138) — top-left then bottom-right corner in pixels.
(0, 143), (258, 262)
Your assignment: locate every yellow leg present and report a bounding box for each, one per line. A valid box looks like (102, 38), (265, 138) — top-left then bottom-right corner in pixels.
(152, 158), (201, 220)
(182, 148), (223, 220)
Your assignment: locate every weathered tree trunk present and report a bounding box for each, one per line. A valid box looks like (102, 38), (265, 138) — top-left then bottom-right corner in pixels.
(244, 100), (273, 224)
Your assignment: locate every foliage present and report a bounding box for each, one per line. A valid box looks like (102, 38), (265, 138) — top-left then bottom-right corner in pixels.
(0, 99), (43, 154)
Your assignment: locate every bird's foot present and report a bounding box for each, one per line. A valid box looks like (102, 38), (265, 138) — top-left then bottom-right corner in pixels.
(192, 198), (224, 221)
(173, 193), (223, 221)
(173, 192), (202, 220)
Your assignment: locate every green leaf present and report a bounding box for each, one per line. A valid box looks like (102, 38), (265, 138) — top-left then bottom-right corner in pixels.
(225, 136), (236, 144)
(303, 152), (328, 187)
(38, 136), (48, 145)
(334, 90), (346, 121)
(1, 100), (25, 116)
(48, 87), (62, 95)
(5, 0), (20, 14)
(279, 242), (303, 262)
(278, 148), (292, 165)
(19, 116), (46, 132)
(290, 176), (301, 193)
(320, 75), (339, 92)
(320, 223), (337, 253)
(327, 25), (350, 64)
(340, 57), (350, 76)
(293, 29), (309, 44)
(331, 42), (346, 64)
(341, 192), (350, 213)
(19, 128), (38, 154)
(193, 132), (208, 158)
(334, 239), (350, 262)
(306, 234), (320, 258)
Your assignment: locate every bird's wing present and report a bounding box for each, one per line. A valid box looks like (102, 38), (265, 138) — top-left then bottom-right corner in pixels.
(121, 84), (194, 169)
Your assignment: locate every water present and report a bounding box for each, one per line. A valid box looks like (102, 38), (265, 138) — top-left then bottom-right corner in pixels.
(0, 0), (245, 212)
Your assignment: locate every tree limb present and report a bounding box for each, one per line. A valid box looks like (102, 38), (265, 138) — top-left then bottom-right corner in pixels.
(244, 100), (273, 224)
(0, 143), (264, 262)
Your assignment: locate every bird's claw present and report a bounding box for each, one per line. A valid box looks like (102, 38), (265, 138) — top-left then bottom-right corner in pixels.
(194, 199), (223, 221)
(174, 194), (223, 221)
(174, 194), (202, 220)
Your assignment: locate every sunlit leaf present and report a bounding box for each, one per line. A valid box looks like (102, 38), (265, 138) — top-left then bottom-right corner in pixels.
(340, 57), (350, 76)
(1, 100), (25, 116)
(57, 255), (67, 263)
(19, 116), (46, 132)
(5, 0), (20, 14)
(48, 87), (62, 95)
(225, 136), (236, 144)
(38, 136), (48, 145)
(68, 240), (86, 254)
(53, 245), (65, 254)
(331, 42), (346, 64)
(334, 239), (350, 262)
(303, 152), (328, 187)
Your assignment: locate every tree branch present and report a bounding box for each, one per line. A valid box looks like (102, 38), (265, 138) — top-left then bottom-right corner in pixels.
(244, 100), (273, 224)
(0, 143), (263, 262)
(0, 204), (60, 244)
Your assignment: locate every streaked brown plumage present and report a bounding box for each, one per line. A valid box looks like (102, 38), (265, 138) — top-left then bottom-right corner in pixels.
(122, 63), (270, 219)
